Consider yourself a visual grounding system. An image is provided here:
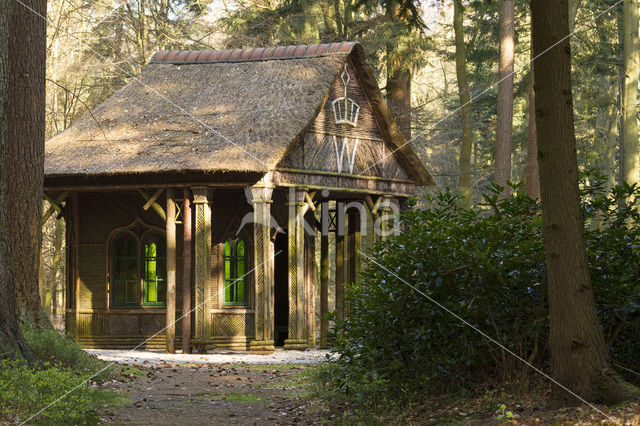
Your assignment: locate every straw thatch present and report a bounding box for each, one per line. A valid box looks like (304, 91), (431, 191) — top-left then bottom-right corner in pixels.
(45, 42), (432, 186)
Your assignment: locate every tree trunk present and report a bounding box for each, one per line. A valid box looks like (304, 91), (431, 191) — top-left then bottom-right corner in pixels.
(593, 71), (620, 191)
(7, 0), (47, 324)
(618, 3), (626, 185)
(386, 3), (412, 140)
(531, 0), (637, 405)
(301, 0), (322, 42)
(0, 0), (35, 361)
(454, 0), (473, 206)
(495, 0), (515, 198)
(155, 0), (168, 50)
(525, 60), (540, 199)
(386, 62), (412, 140)
(622, 0), (639, 184)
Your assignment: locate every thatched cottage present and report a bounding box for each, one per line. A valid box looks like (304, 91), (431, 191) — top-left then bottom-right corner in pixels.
(44, 41), (433, 353)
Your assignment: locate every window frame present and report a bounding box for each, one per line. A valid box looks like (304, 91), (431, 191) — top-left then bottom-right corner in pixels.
(108, 221), (166, 309)
(141, 230), (167, 307)
(111, 231), (140, 307)
(222, 237), (248, 307)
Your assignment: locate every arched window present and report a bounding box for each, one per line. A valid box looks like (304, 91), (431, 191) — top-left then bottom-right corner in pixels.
(142, 231), (166, 306)
(112, 232), (139, 306)
(111, 229), (166, 307)
(223, 238), (246, 306)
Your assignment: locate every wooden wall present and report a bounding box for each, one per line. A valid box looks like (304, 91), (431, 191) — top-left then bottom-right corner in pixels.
(66, 189), (261, 349)
(210, 189), (255, 349)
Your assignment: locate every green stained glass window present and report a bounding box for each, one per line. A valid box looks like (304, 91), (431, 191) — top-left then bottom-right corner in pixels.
(142, 232), (166, 306)
(111, 229), (166, 308)
(112, 232), (139, 306)
(223, 238), (247, 306)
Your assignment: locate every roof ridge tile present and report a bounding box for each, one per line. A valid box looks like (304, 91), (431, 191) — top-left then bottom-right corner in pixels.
(150, 42), (358, 65)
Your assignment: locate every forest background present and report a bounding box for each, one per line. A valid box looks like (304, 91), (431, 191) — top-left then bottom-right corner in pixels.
(40, 0), (634, 314)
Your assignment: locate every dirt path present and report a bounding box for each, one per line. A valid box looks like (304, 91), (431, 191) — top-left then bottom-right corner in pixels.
(99, 361), (326, 425)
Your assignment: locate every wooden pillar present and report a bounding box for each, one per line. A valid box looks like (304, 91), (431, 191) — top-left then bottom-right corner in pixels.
(319, 201), (330, 348)
(376, 198), (387, 240)
(335, 201), (345, 322)
(181, 189), (192, 354)
(396, 197), (408, 233)
(249, 184), (275, 353)
(165, 190), (177, 353)
(192, 187), (213, 348)
(72, 194), (80, 340)
(347, 209), (361, 286)
(305, 209), (317, 348)
(378, 196), (395, 239)
(284, 189), (308, 350)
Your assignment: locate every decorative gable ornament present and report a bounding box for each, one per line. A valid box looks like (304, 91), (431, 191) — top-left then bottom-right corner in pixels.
(332, 136), (360, 174)
(331, 65), (360, 127)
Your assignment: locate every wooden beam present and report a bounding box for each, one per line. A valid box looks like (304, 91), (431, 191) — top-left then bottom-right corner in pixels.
(270, 170), (416, 197)
(143, 188), (164, 211)
(138, 189), (166, 221)
(372, 196), (383, 215)
(165, 190), (177, 354)
(304, 191), (316, 212)
(364, 195), (380, 219)
(275, 167), (414, 184)
(271, 225), (285, 241)
(182, 188), (192, 354)
(42, 191), (69, 225)
(44, 182), (254, 192)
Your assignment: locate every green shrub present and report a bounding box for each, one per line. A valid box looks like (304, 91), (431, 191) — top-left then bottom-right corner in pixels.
(0, 359), (100, 425)
(22, 324), (118, 382)
(581, 175), (640, 378)
(325, 179), (640, 404)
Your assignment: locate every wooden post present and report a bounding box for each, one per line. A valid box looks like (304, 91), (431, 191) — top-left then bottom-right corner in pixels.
(346, 208), (361, 316)
(192, 187), (213, 350)
(354, 211), (361, 281)
(319, 201), (329, 348)
(306, 209), (317, 348)
(335, 201), (345, 322)
(249, 183), (275, 353)
(165, 190), (177, 353)
(72, 194), (80, 340)
(182, 189), (192, 354)
(378, 196), (394, 239)
(284, 189), (308, 350)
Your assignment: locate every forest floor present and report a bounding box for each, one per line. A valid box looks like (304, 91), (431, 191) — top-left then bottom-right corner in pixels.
(93, 350), (640, 425)
(95, 349), (332, 425)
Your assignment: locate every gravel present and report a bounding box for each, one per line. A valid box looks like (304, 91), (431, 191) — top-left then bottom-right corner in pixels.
(86, 348), (333, 366)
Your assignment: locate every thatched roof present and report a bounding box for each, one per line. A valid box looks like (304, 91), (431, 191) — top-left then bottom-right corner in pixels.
(45, 42), (432, 186)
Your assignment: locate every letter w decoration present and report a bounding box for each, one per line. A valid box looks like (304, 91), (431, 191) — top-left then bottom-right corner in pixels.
(333, 136), (360, 174)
